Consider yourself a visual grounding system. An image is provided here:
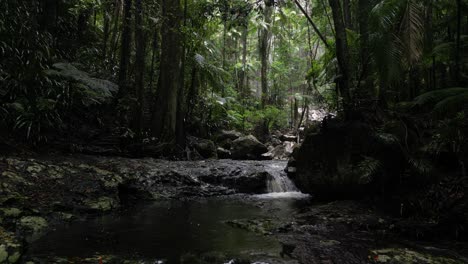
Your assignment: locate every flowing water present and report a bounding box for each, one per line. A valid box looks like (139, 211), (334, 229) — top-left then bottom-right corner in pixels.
(28, 162), (309, 264)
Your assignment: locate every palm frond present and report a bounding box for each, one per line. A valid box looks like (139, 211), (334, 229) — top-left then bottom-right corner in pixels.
(413, 87), (468, 117)
(356, 156), (382, 184)
(400, 0), (424, 64)
(413, 87), (467, 106)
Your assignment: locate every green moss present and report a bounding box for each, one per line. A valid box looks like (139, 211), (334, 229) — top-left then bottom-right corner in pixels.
(8, 251), (20, 263)
(371, 248), (462, 263)
(0, 245), (8, 263)
(1, 208), (22, 218)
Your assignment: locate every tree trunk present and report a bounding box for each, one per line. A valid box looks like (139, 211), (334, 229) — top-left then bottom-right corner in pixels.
(134, 0), (145, 137)
(259, 0), (274, 108)
(151, 0), (182, 142)
(110, 0), (122, 64)
(149, 28), (160, 92)
(343, 0), (353, 29)
(118, 0), (132, 96)
(41, 0), (58, 32)
(103, 3), (111, 60)
(329, 0), (352, 114)
(358, 0), (372, 95)
(238, 23), (249, 99)
(455, 0), (461, 85)
(176, 0), (188, 147)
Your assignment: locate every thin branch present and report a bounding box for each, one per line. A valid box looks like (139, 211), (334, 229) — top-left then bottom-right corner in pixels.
(292, 0), (330, 49)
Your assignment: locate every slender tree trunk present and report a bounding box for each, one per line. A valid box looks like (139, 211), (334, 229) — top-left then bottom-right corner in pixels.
(425, 0), (434, 90)
(343, 0), (353, 29)
(259, 0), (274, 108)
(455, 0), (461, 85)
(118, 0), (132, 96)
(329, 0), (352, 114)
(294, 0), (330, 49)
(358, 0), (372, 95)
(149, 26), (161, 87)
(238, 23), (249, 99)
(134, 0), (145, 137)
(103, 4), (110, 60)
(176, 0), (188, 147)
(42, 0), (58, 31)
(186, 65), (198, 119)
(151, 0), (182, 142)
(110, 0), (122, 63)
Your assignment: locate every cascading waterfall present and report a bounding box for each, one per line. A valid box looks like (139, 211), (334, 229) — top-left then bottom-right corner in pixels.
(265, 163), (298, 193)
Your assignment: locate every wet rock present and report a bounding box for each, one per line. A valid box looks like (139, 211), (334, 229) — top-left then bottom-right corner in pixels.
(84, 197), (118, 212)
(17, 216), (48, 243)
(215, 130), (243, 150)
(193, 139), (218, 159)
(231, 135), (268, 160)
(0, 227), (22, 263)
(370, 248), (463, 263)
(216, 130), (243, 142)
(280, 134), (297, 142)
(198, 170), (268, 194)
(263, 142), (297, 160)
(217, 147), (231, 159)
(289, 119), (405, 199)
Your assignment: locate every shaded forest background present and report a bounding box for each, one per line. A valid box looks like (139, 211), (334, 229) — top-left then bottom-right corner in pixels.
(0, 0), (466, 160)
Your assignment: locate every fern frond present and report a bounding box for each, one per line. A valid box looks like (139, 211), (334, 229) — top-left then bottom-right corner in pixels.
(433, 92), (468, 117)
(356, 156), (382, 184)
(413, 87), (467, 106)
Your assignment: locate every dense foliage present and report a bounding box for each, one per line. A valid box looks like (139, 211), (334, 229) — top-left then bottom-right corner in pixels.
(0, 0), (466, 153)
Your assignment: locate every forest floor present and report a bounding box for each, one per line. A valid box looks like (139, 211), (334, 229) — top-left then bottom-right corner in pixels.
(0, 155), (467, 263)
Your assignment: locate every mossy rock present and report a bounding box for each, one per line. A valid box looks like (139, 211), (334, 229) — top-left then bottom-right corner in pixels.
(370, 248), (463, 263)
(45, 165), (65, 179)
(0, 227), (22, 263)
(0, 208), (22, 219)
(18, 216), (48, 243)
(84, 197), (117, 212)
(25, 164), (46, 175)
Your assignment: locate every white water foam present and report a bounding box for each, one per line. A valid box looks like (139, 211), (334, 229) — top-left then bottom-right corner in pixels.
(255, 191), (309, 199)
(261, 163), (309, 199)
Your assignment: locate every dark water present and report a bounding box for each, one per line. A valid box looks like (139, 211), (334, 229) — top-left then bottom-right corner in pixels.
(29, 195), (309, 263)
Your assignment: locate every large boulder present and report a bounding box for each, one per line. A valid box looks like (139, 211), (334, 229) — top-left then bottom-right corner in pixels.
(230, 135), (268, 160)
(262, 142), (297, 160)
(193, 139), (218, 159)
(217, 147), (231, 159)
(288, 119), (405, 199)
(215, 130), (243, 149)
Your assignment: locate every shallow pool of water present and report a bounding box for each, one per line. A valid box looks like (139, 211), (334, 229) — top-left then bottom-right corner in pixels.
(29, 194), (309, 263)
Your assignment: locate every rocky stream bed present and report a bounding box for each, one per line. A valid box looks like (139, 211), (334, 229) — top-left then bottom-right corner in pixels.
(0, 155), (467, 264)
